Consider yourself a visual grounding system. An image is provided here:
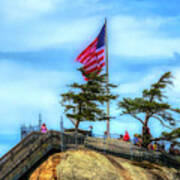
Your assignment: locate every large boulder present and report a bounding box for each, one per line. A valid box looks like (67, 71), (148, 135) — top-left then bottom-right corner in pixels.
(30, 149), (180, 180)
(56, 149), (122, 180)
(29, 153), (61, 180)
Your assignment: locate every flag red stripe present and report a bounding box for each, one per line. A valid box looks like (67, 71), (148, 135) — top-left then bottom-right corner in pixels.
(99, 62), (105, 68)
(79, 48), (104, 64)
(85, 62), (105, 74)
(84, 61), (97, 71)
(79, 49), (96, 64)
(76, 39), (97, 61)
(89, 49), (104, 60)
(98, 55), (104, 63)
(85, 66), (98, 74)
(76, 39), (97, 59)
(84, 59), (97, 69)
(82, 49), (105, 66)
(83, 54), (104, 69)
(96, 49), (104, 56)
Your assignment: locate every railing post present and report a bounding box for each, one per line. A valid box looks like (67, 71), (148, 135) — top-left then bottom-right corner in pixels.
(130, 142), (133, 160)
(75, 129), (78, 149)
(60, 116), (64, 152)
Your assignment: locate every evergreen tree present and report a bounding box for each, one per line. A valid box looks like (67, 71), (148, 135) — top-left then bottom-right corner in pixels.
(160, 128), (180, 145)
(118, 72), (180, 147)
(61, 69), (117, 133)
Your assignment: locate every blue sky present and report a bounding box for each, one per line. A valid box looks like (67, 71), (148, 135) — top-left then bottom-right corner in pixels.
(1, 0), (180, 156)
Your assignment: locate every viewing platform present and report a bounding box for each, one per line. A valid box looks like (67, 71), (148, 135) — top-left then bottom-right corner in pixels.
(0, 130), (179, 180)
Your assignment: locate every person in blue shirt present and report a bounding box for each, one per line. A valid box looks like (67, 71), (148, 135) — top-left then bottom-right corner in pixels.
(133, 134), (139, 146)
(89, 125), (93, 137)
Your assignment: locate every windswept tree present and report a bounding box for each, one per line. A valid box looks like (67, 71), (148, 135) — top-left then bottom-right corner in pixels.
(118, 72), (180, 147)
(61, 69), (117, 133)
(161, 128), (180, 146)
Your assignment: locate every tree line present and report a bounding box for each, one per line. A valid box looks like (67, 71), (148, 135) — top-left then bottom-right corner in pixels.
(61, 69), (180, 148)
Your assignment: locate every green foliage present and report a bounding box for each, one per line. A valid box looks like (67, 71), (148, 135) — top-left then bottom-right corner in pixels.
(161, 128), (180, 141)
(118, 71), (180, 147)
(143, 72), (173, 101)
(61, 68), (118, 129)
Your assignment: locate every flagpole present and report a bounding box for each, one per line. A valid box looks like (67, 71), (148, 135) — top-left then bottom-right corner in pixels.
(105, 18), (110, 138)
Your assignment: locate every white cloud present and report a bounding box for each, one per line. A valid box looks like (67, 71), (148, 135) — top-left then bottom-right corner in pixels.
(167, 67), (180, 104)
(3, 14), (180, 58)
(110, 15), (180, 58)
(0, 0), (112, 24)
(0, 59), (78, 133)
(0, 16), (103, 52)
(24, 17), (102, 51)
(0, 0), (61, 22)
(114, 65), (180, 111)
(115, 69), (163, 94)
(0, 60), (73, 107)
(1, 1), (180, 59)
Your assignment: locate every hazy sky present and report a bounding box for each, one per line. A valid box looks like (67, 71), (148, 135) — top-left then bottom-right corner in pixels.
(1, 0), (180, 156)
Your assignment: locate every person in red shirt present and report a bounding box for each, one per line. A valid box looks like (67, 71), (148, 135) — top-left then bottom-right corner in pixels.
(123, 131), (130, 141)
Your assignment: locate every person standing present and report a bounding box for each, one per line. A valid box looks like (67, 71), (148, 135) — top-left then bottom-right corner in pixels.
(89, 125), (93, 137)
(123, 131), (130, 142)
(40, 123), (48, 133)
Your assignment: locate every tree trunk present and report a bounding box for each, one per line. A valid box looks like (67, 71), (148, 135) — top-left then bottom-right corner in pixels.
(142, 112), (151, 148)
(142, 125), (151, 148)
(75, 120), (80, 148)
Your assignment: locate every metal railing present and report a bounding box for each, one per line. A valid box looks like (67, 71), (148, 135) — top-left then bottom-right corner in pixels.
(84, 136), (180, 168)
(0, 130), (180, 180)
(0, 131), (85, 180)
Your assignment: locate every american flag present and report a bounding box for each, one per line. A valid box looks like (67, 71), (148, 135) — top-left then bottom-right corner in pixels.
(76, 23), (106, 77)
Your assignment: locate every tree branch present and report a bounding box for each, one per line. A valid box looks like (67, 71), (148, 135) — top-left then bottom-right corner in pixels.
(170, 108), (180, 113)
(69, 117), (76, 126)
(151, 134), (180, 142)
(130, 113), (144, 125)
(150, 137), (169, 142)
(152, 115), (173, 129)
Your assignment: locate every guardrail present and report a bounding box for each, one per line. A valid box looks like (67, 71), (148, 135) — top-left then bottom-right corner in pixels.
(84, 137), (180, 168)
(0, 132), (41, 169)
(0, 131), (180, 180)
(0, 131), (85, 180)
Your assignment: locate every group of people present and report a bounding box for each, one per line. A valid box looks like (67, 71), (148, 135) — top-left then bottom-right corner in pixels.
(40, 125), (179, 156)
(147, 142), (165, 152)
(118, 131), (180, 155)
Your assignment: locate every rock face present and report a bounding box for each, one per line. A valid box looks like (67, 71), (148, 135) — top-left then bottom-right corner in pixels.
(29, 153), (61, 180)
(29, 149), (180, 180)
(56, 149), (121, 180)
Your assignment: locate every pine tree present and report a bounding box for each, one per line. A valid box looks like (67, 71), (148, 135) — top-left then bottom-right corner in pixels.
(118, 72), (180, 147)
(61, 69), (117, 134)
(160, 128), (180, 145)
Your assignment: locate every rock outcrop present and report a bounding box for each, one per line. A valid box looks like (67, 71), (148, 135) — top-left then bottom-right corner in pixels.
(29, 149), (180, 180)
(56, 149), (122, 180)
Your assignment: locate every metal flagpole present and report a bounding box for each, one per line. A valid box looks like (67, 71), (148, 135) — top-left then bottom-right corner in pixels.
(38, 113), (42, 131)
(105, 18), (110, 138)
(60, 115), (64, 152)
